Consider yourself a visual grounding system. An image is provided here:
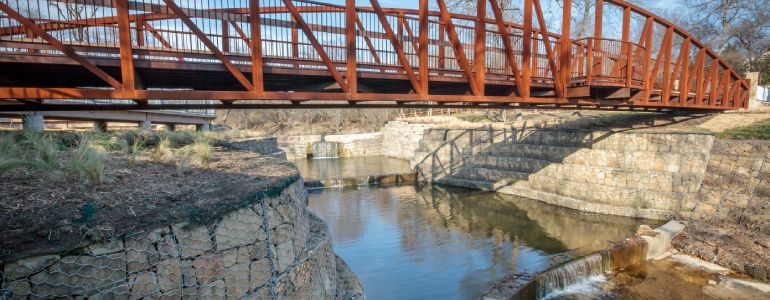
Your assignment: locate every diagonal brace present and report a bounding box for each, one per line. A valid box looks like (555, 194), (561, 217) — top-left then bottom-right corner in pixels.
(161, 0), (254, 91)
(369, 0), (423, 95)
(0, 2), (122, 89)
(282, 0), (349, 93)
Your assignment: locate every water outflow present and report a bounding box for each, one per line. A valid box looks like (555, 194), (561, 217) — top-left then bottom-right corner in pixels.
(534, 253), (609, 299)
(312, 142), (340, 159)
(516, 237), (649, 300)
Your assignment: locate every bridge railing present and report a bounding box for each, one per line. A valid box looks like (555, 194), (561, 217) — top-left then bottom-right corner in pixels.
(0, 0), (751, 110)
(571, 38), (647, 89)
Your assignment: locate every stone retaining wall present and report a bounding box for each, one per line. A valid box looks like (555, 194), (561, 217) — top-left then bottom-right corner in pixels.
(380, 121), (432, 160)
(275, 121), (431, 160)
(682, 141), (770, 230)
(278, 133), (383, 160)
(217, 136), (287, 159)
(1, 179), (361, 299)
(411, 128), (716, 219)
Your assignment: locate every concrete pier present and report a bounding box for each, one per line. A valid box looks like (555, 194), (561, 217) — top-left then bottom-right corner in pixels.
(138, 120), (152, 130)
(92, 121), (108, 132)
(21, 114), (44, 133)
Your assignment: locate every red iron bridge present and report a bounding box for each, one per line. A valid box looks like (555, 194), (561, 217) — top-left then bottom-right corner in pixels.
(0, 0), (751, 111)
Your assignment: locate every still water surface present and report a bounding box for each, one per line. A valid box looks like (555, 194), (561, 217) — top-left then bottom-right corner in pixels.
(292, 156), (411, 180)
(308, 184), (649, 299)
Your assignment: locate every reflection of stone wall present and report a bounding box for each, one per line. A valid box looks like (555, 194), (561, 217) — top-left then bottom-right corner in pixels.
(412, 128), (717, 220)
(1, 179), (361, 299)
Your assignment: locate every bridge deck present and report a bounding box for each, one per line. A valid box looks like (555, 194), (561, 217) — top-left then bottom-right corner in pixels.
(0, 0), (750, 111)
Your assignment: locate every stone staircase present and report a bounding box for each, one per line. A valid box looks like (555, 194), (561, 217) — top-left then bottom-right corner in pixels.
(412, 128), (715, 219)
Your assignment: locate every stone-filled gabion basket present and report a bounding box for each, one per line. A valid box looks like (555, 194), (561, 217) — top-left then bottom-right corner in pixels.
(1, 177), (361, 299)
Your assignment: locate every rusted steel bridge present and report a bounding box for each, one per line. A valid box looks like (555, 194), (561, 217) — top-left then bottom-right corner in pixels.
(0, 0), (751, 111)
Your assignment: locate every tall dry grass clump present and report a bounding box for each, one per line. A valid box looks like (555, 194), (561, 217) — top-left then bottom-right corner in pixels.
(0, 132), (60, 174)
(69, 135), (104, 185)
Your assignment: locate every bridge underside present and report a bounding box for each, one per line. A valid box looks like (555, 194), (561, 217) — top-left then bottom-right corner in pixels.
(0, 0), (751, 111)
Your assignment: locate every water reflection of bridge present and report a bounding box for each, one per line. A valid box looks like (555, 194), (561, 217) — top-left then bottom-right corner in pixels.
(0, 0), (750, 111)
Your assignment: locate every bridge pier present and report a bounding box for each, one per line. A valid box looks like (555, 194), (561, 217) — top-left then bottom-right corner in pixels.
(196, 124), (211, 132)
(93, 121), (108, 132)
(138, 120), (152, 130)
(22, 113), (44, 133)
(163, 124), (176, 132)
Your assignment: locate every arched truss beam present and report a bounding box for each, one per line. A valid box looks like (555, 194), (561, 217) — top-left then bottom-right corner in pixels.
(0, 0), (750, 111)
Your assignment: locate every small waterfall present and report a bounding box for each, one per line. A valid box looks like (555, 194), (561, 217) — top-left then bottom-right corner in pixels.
(312, 142), (340, 159)
(514, 236), (650, 300)
(534, 253), (609, 299)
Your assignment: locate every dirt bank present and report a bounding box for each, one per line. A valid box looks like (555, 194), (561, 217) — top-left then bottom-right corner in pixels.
(673, 221), (770, 282)
(0, 149), (299, 262)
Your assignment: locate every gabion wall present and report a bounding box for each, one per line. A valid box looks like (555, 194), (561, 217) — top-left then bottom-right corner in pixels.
(1, 179), (343, 299)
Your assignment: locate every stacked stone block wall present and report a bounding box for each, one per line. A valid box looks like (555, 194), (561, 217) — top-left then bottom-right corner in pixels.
(380, 121), (433, 160)
(412, 128), (716, 219)
(217, 136), (288, 159)
(278, 133), (383, 160)
(1, 179), (351, 299)
(683, 141), (770, 232)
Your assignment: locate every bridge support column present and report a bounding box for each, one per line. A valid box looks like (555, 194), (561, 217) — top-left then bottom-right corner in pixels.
(138, 120), (152, 130)
(196, 124), (210, 132)
(93, 121), (108, 132)
(164, 124), (176, 132)
(22, 113), (44, 133)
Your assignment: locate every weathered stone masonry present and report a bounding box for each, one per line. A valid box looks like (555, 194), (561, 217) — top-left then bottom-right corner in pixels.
(408, 127), (746, 220)
(1, 178), (363, 299)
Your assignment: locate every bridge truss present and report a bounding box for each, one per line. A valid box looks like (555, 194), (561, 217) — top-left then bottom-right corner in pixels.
(0, 0), (751, 111)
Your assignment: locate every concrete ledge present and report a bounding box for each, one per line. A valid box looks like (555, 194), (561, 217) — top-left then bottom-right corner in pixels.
(434, 177), (677, 220)
(641, 220), (686, 259)
(304, 173), (417, 190)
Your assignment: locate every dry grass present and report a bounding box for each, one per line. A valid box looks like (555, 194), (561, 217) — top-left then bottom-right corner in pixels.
(716, 118), (770, 140)
(69, 135), (104, 185)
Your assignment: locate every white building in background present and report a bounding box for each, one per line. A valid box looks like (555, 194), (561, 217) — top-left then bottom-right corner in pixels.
(758, 86), (769, 104)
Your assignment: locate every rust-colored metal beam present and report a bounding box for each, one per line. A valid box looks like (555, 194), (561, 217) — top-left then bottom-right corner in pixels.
(0, 0), (750, 111)
(346, 0), (357, 97)
(116, 0), (135, 92)
(418, 0), (429, 95)
(369, 0), (423, 94)
(522, 0), (533, 97)
(437, 0), (480, 96)
(354, 16), (383, 65)
(532, 0), (564, 97)
(282, 0), (348, 93)
(0, 2), (122, 89)
(161, 0), (254, 91)
(489, 0), (523, 96)
(560, 0), (572, 89)
(474, 0), (487, 96)
(249, 0), (265, 96)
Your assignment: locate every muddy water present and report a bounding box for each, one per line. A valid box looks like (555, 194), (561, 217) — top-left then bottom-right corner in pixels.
(308, 185), (649, 300)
